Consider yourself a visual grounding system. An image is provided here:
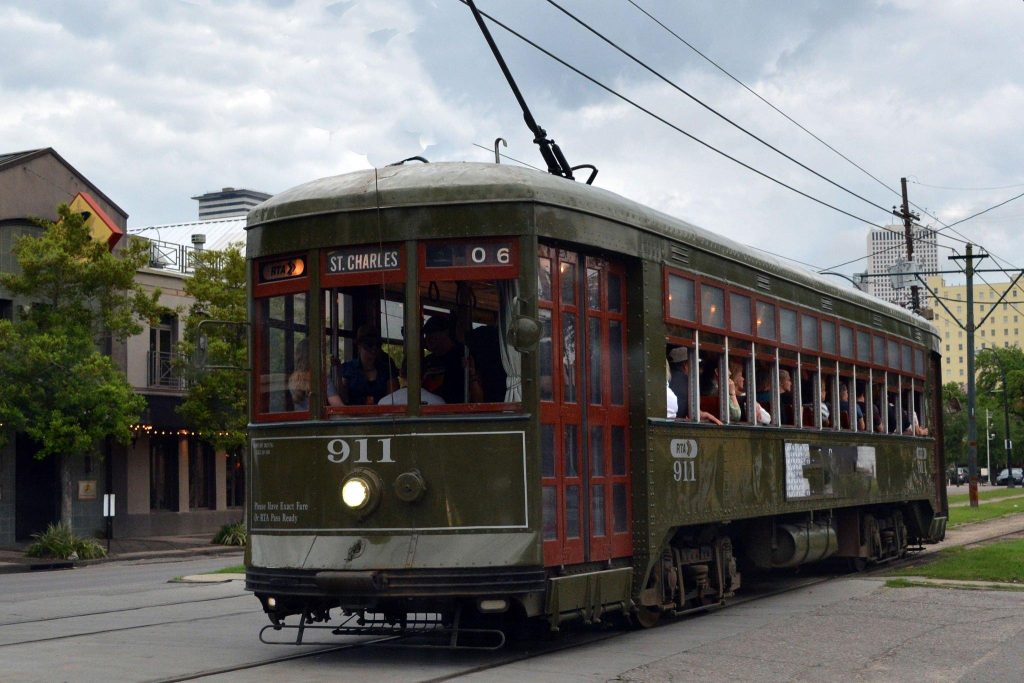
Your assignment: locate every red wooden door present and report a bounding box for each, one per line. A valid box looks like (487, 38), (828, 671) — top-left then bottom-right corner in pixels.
(540, 245), (631, 567)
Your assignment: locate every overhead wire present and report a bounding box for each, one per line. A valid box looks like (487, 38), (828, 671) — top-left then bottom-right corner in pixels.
(625, 0), (904, 205)
(545, 0), (896, 217)
(463, 2), (912, 235)
(622, 0), (1021, 272)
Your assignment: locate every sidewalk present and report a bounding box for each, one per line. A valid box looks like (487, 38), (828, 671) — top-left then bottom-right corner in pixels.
(0, 534), (243, 574)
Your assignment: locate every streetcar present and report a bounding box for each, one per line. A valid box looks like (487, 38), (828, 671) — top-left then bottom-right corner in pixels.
(244, 161), (946, 644)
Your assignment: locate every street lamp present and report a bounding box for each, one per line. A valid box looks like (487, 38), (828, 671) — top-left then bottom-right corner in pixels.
(977, 348), (1014, 489)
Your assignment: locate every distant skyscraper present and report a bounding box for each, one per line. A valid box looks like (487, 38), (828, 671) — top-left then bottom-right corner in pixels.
(866, 225), (938, 310)
(191, 187), (271, 220)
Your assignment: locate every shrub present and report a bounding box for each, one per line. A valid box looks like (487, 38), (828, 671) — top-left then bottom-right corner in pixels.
(213, 520), (247, 546)
(25, 522), (107, 560)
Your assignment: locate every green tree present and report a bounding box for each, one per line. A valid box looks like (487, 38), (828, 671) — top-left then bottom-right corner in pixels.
(942, 382), (967, 469)
(0, 205), (161, 529)
(175, 244), (248, 457)
(975, 346), (1024, 474)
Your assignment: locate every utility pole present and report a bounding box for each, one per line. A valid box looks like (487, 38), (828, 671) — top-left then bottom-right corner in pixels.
(894, 177), (922, 313)
(986, 409), (992, 485)
(949, 244), (986, 507)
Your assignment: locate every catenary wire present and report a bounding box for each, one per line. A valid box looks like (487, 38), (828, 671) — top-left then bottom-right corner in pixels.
(625, 0), (905, 205)
(463, 2), (915, 235)
(546, 0), (896, 217)
(623, 0), (1022, 270)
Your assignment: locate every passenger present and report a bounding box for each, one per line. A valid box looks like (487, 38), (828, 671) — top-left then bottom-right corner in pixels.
(727, 376), (741, 422)
(812, 381), (830, 425)
(857, 389), (882, 432)
(422, 315), (467, 404)
(666, 360), (679, 419)
(668, 346), (690, 408)
(466, 325), (507, 402)
(728, 359), (746, 422)
(904, 409), (929, 436)
(337, 324), (399, 405)
(667, 350), (722, 424)
(378, 359), (445, 406)
(779, 369), (794, 423)
(839, 383), (865, 430)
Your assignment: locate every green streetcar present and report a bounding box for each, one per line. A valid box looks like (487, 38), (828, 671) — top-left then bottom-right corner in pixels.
(244, 161), (946, 644)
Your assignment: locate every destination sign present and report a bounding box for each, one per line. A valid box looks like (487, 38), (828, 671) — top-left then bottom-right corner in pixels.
(425, 240), (516, 269)
(260, 257), (306, 282)
(326, 245), (401, 275)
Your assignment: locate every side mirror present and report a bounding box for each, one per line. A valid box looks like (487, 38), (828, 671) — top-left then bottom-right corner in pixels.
(508, 296), (541, 353)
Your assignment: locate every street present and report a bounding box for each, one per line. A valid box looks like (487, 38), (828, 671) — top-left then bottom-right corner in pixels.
(3, 521), (1024, 683)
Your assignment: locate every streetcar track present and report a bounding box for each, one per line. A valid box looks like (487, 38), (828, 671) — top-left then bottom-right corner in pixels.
(0, 592), (248, 628)
(0, 608), (256, 648)
(149, 635), (404, 683)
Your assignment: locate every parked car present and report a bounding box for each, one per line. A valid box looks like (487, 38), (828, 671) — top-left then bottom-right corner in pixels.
(995, 468), (1024, 486)
(948, 467), (969, 485)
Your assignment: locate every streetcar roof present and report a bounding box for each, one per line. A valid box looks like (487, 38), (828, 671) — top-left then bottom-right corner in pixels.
(249, 162), (936, 335)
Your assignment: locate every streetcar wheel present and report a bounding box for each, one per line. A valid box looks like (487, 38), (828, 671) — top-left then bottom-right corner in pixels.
(847, 557), (868, 573)
(634, 606), (662, 629)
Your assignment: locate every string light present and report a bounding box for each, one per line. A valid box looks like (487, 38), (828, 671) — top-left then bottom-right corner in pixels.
(129, 424), (232, 437)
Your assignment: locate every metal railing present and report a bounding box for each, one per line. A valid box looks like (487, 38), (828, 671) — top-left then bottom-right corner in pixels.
(144, 238), (200, 274)
(148, 350), (185, 389)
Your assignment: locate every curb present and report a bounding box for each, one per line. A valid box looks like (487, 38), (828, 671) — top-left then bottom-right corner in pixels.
(0, 545), (244, 575)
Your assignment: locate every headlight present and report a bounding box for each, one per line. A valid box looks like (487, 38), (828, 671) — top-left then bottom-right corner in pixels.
(342, 477), (371, 509)
(340, 469), (382, 517)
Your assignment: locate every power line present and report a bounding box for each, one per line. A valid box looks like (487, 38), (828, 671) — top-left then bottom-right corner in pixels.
(625, 0), (904, 205)
(910, 179), (1024, 192)
(546, 0), (895, 217)
(624, 0), (1024, 272)
(466, 2), (913, 235)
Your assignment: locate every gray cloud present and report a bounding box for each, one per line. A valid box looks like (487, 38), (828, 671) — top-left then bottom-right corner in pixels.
(1, 0), (1021, 282)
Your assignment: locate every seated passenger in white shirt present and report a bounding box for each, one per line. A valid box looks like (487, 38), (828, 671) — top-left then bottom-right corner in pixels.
(379, 359), (445, 406)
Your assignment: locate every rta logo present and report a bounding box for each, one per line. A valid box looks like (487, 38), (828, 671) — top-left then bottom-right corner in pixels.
(326, 437), (394, 464)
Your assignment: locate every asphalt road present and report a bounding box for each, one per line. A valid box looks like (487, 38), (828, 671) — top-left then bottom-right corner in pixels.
(3, 524), (1024, 682)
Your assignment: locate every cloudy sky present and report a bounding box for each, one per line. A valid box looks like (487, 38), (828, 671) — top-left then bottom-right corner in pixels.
(3, 0), (1023, 286)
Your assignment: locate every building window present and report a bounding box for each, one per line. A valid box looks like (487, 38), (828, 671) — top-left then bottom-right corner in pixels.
(0, 298), (12, 320)
(189, 440), (216, 509)
(149, 314), (181, 388)
(226, 452), (245, 507)
(149, 436), (179, 511)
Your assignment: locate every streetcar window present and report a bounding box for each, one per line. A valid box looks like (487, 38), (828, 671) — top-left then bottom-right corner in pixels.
(839, 325), (854, 357)
(667, 273), (695, 322)
(538, 256), (553, 302)
(873, 335), (887, 366)
(755, 301), (776, 340)
(701, 284), (725, 328)
(323, 283), (404, 409)
(730, 293), (752, 335)
(888, 339), (900, 371)
(255, 292), (309, 414)
(780, 308), (798, 346)
(418, 278), (521, 405)
(539, 310), (554, 402)
(902, 344), (913, 373)
(801, 314), (818, 351)
(857, 330), (871, 363)
(821, 320), (836, 356)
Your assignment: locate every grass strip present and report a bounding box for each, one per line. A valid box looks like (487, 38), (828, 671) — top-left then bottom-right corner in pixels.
(890, 538), (1024, 584)
(212, 564), (245, 574)
(948, 488), (1024, 505)
(950, 498), (1024, 527)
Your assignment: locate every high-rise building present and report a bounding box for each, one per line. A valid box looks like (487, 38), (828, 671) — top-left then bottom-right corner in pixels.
(191, 187), (271, 220)
(927, 276), (1024, 385)
(866, 225), (938, 310)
